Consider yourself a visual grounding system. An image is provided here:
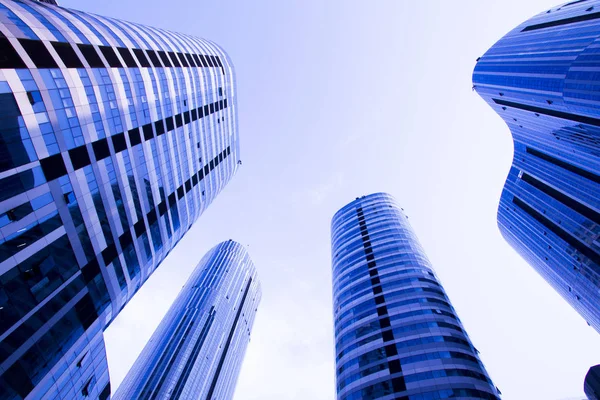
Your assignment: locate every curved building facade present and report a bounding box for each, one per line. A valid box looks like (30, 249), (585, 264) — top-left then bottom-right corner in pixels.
(114, 241), (261, 400)
(473, 0), (600, 332)
(0, 1), (239, 399)
(331, 193), (499, 400)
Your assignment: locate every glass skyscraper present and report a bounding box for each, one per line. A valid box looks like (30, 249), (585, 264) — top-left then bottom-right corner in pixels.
(473, 1), (600, 333)
(0, 1), (239, 399)
(113, 240), (261, 400)
(585, 364), (600, 400)
(331, 193), (500, 400)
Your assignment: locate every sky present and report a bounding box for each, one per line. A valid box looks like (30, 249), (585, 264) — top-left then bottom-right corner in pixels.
(60, 1), (600, 399)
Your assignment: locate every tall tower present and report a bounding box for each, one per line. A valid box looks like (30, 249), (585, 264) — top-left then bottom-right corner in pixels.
(0, 1), (239, 399)
(331, 193), (499, 400)
(113, 241), (261, 400)
(473, 1), (600, 332)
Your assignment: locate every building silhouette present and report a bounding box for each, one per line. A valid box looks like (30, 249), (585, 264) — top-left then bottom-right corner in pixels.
(0, 1), (239, 398)
(331, 193), (499, 400)
(113, 241), (261, 400)
(473, 0), (600, 333)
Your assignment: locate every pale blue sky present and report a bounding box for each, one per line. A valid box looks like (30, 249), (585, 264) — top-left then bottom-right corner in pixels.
(62, 1), (600, 399)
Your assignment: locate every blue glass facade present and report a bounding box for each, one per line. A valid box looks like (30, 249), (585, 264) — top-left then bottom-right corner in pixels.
(113, 240), (261, 400)
(473, 0), (600, 333)
(331, 193), (499, 400)
(0, 1), (239, 399)
(585, 364), (600, 400)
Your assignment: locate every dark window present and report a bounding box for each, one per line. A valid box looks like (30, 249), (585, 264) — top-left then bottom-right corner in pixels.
(185, 180), (191, 192)
(99, 46), (122, 68)
(111, 133), (127, 153)
(80, 259), (100, 284)
(168, 52), (181, 67)
(39, 154), (67, 181)
(134, 219), (145, 237)
(0, 37), (26, 68)
(119, 230), (132, 248)
(205, 55), (214, 67)
(226, 146), (231, 155)
(77, 44), (104, 68)
(176, 185), (184, 199)
(175, 114), (183, 127)
(199, 55), (209, 67)
(157, 51), (172, 67)
(198, 106), (204, 118)
(142, 123), (154, 141)
(215, 57), (223, 68)
(74, 293), (98, 330)
(99, 383), (111, 400)
(184, 53), (195, 67)
(184, 112), (190, 124)
(224, 98), (228, 108)
(117, 48), (137, 67)
(128, 127), (141, 146)
(92, 138), (110, 160)
(146, 50), (161, 67)
(165, 117), (174, 132)
(209, 103), (215, 114)
(146, 208), (157, 225)
(4, 362), (33, 397)
(191, 109), (198, 121)
(192, 175), (198, 186)
(218, 87), (223, 96)
(209, 160), (214, 171)
(18, 39), (58, 68)
(51, 42), (83, 68)
(203, 105), (209, 116)
(154, 120), (165, 136)
(132, 48), (151, 67)
(203, 165), (209, 175)
(101, 244), (117, 265)
(69, 146), (91, 170)
(168, 193), (176, 207)
(158, 201), (167, 216)
(177, 53), (189, 67)
(191, 54), (201, 66)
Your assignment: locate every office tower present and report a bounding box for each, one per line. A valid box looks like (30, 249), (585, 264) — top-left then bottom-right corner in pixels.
(114, 240), (261, 400)
(473, 1), (600, 333)
(586, 365), (600, 400)
(0, 1), (239, 398)
(331, 193), (500, 400)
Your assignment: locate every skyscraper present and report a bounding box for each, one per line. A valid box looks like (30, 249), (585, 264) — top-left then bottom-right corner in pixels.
(331, 193), (500, 400)
(585, 364), (600, 400)
(473, 1), (600, 333)
(113, 240), (261, 400)
(0, 1), (239, 398)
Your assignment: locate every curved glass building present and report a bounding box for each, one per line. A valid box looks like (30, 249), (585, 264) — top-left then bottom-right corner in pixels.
(473, 1), (600, 333)
(113, 240), (261, 400)
(0, 1), (239, 399)
(331, 193), (499, 400)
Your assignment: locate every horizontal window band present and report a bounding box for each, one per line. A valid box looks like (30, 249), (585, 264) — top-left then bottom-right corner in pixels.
(521, 172), (600, 225)
(526, 146), (600, 185)
(521, 11), (600, 32)
(0, 37), (225, 73)
(492, 98), (600, 127)
(512, 196), (600, 266)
